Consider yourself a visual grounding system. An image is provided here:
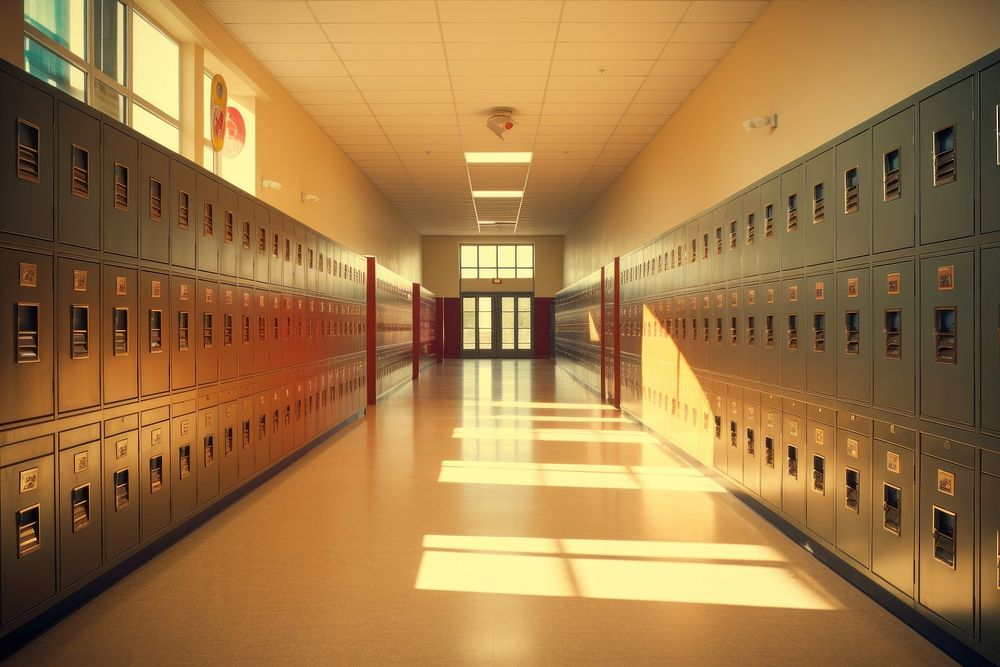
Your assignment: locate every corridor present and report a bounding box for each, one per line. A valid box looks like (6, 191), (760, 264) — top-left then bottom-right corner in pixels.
(8, 360), (951, 665)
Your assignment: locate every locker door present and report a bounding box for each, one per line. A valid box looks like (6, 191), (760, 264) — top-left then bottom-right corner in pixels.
(254, 203), (269, 283)
(139, 419), (170, 540)
(293, 223), (306, 290)
(103, 266), (138, 404)
(758, 177), (780, 275)
(253, 391), (270, 473)
(282, 218), (295, 287)
(103, 428), (139, 560)
(237, 396), (256, 482)
(920, 78), (974, 244)
(237, 195), (255, 280)
(196, 406), (220, 505)
(196, 173), (219, 273)
(981, 63), (1000, 234)
(836, 268), (871, 405)
(711, 207), (726, 284)
(712, 392), (727, 473)
(872, 108), (915, 253)
(238, 287), (254, 377)
(281, 294), (295, 368)
(269, 388), (283, 462)
(806, 419), (836, 544)
(724, 198), (742, 281)
(919, 449), (975, 635)
(219, 186), (237, 277)
(835, 426), (871, 568)
(698, 214), (713, 285)
(780, 277), (806, 390)
(782, 412), (807, 525)
(742, 284), (760, 381)
(760, 406), (783, 508)
(219, 285), (238, 380)
(872, 261), (915, 414)
(57, 102), (101, 249)
(1, 71), (54, 240)
(102, 125), (138, 257)
(726, 287), (741, 376)
(780, 164), (805, 270)
(57, 258), (101, 412)
(836, 130), (871, 260)
(711, 290), (725, 374)
(760, 282), (781, 386)
(170, 411), (197, 520)
(1, 251), (54, 425)
(1, 446), (55, 624)
(743, 402), (760, 495)
(139, 271), (169, 397)
(741, 188), (760, 278)
(269, 211), (284, 286)
(283, 384), (296, 454)
(305, 231), (317, 293)
(726, 396), (743, 483)
(805, 149), (835, 266)
(196, 280), (219, 385)
(920, 253), (974, 426)
(806, 274), (835, 396)
(981, 470), (1000, 654)
(982, 247), (1000, 434)
(219, 401), (238, 492)
(170, 275), (196, 390)
(139, 143), (170, 264)
(268, 292), (282, 372)
(872, 437), (914, 596)
(169, 160), (196, 268)
(58, 439), (102, 587)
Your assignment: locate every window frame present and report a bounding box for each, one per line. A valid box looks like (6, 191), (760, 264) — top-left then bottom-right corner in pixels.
(460, 243), (535, 280)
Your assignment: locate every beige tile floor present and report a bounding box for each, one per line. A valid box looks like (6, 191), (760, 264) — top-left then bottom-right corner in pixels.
(8, 359), (952, 665)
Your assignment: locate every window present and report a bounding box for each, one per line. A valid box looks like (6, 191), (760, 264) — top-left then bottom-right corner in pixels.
(460, 244), (534, 279)
(203, 71), (256, 194)
(23, 1), (181, 151)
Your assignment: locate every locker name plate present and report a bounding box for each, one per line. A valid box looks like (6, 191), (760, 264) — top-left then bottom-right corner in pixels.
(116, 439), (128, 460)
(937, 266), (955, 291)
(19, 263), (37, 288)
(74, 451), (88, 473)
(73, 270), (88, 292)
(887, 451), (901, 474)
(847, 278), (859, 298)
(846, 438), (859, 458)
(887, 273), (900, 296)
(116, 277), (127, 295)
(151, 280), (161, 298)
(19, 467), (39, 493)
(937, 469), (956, 496)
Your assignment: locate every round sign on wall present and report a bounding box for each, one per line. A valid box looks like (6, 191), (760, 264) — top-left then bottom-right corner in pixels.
(222, 106), (245, 158)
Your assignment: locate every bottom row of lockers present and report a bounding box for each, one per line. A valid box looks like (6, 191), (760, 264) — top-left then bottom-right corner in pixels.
(1, 357), (367, 629)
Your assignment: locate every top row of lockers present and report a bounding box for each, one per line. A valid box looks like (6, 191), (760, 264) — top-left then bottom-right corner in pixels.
(0, 68), (367, 300)
(623, 62), (1000, 294)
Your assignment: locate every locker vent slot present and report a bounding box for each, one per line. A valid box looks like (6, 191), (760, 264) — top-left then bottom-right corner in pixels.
(715, 317), (723, 343)
(884, 309), (901, 359)
(746, 316), (756, 346)
(765, 436), (775, 467)
(786, 194), (798, 232)
(729, 221), (737, 250)
(787, 444), (798, 479)
(242, 420), (251, 450)
(224, 211), (234, 244)
(787, 314), (798, 351)
(113, 163), (128, 210)
(715, 227), (723, 255)
(70, 305), (90, 359)
(845, 468), (860, 513)
(258, 414), (266, 440)
(284, 238), (291, 262)
(297, 243), (303, 266)
(730, 316), (738, 345)
(883, 483), (902, 535)
(112, 307), (129, 356)
(932, 125), (956, 186)
(149, 309), (162, 353)
(812, 183), (825, 224)
(178, 445), (191, 479)
(933, 307), (956, 364)
(845, 311), (860, 355)
(258, 228), (267, 255)
(680, 318), (687, 340)
(242, 220), (251, 249)
(177, 311), (189, 351)
(71, 145), (89, 197)
(242, 315), (250, 344)
(309, 248), (314, 269)
(16, 505), (41, 558)
(203, 202), (214, 237)
(746, 428), (755, 456)
(258, 315), (265, 342)
(812, 454), (825, 494)
(71, 484), (91, 532)
(224, 426), (233, 456)
(745, 213), (755, 245)
(702, 233), (709, 260)
(729, 421), (738, 449)
(932, 506), (957, 569)
(273, 317), (279, 341)
(844, 167), (859, 214)
(150, 455), (163, 493)
(273, 233), (280, 259)
(178, 191), (189, 229)
(113, 468), (130, 511)
(765, 314), (774, 348)
(812, 313), (825, 352)
(204, 435), (214, 467)
(16, 119), (40, 182)
(690, 239), (697, 263)
(883, 149), (901, 201)
(224, 313), (233, 346)
(203, 313), (213, 348)
(692, 319), (698, 342)
(16, 303), (40, 363)
(149, 178), (162, 220)
(764, 204), (774, 238)
(714, 415), (722, 440)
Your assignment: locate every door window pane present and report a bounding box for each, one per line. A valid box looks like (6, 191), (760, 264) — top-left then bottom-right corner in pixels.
(24, 35), (86, 102)
(502, 329), (514, 349)
(518, 330), (531, 349)
(133, 12), (179, 118)
(479, 330), (492, 349)
(463, 329), (474, 350)
(502, 312), (515, 328)
(132, 104), (179, 152)
(462, 311), (475, 328)
(25, 0), (87, 58)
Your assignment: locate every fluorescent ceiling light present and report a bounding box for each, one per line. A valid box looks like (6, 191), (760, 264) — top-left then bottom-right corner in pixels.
(472, 190), (523, 198)
(478, 221), (515, 225)
(465, 151), (533, 164)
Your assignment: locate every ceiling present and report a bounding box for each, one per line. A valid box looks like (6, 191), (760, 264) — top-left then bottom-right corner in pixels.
(203, 1), (769, 235)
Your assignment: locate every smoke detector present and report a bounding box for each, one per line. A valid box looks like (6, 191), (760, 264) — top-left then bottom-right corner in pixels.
(487, 108), (515, 140)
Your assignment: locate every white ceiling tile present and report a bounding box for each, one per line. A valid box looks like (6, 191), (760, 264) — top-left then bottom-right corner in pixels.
(671, 22), (750, 42)
(684, 1), (768, 23)
(658, 42), (733, 59)
(640, 76), (702, 91)
(336, 43), (446, 60)
(543, 89), (638, 104)
(538, 114), (622, 125)
(549, 60), (654, 76)
(547, 76), (644, 91)
(206, 1), (314, 23)
(352, 76), (453, 90)
(554, 42), (666, 60)
(542, 102), (629, 115)
(437, 1), (563, 22)
(379, 115), (457, 127)
(363, 90), (454, 103)
(314, 114), (379, 126)
(302, 103), (371, 115)
(344, 60), (450, 77)
(632, 89), (691, 104)
(454, 102), (543, 116)
(278, 76), (357, 92)
(562, 1), (689, 22)
(370, 103), (456, 116)
(558, 23), (676, 42)
(447, 60), (552, 76)
(321, 23), (442, 42)
(450, 76), (548, 91)
(442, 23), (558, 42)
(309, 1), (438, 22)
(619, 114), (673, 125)
(228, 23), (328, 42)
(247, 43), (339, 60)
(649, 59), (717, 76)
(452, 90), (545, 104)
(290, 90), (366, 105)
(263, 60), (348, 77)
(445, 42), (555, 60)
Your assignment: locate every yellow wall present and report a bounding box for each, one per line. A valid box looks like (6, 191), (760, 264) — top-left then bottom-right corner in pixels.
(564, 0), (1000, 284)
(422, 236), (564, 298)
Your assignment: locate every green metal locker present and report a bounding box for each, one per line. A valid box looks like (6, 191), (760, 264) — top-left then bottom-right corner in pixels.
(58, 430), (102, 588)
(741, 188), (760, 277)
(759, 177), (781, 274)
(710, 207), (726, 284)
(102, 125), (138, 257)
(103, 422), (139, 561)
(305, 231), (317, 293)
(806, 273), (835, 396)
(139, 270), (170, 397)
(254, 203), (270, 283)
(726, 286), (742, 376)
(237, 195), (256, 280)
(742, 283), (761, 381)
(102, 266), (138, 404)
(57, 257), (101, 413)
(760, 281), (781, 386)
(836, 130), (871, 260)
(743, 395), (761, 495)
(713, 390), (727, 474)
(219, 401), (239, 492)
(196, 280), (219, 385)
(780, 164), (805, 270)
(760, 398), (783, 509)
(139, 417), (170, 541)
(711, 290), (725, 374)
(139, 143), (170, 265)
(254, 391), (271, 473)
(872, 422), (915, 597)
(57, 102), (101, 250)
(219, 285), (238, 381)
(169, 160), (196, 269)
(806, 411), (836, 544)
(781, 277), (806, 390)
(1, 71), (54, 240)
(724, 198), (742, 281)
(872, 108), (915, 253)
(919, 78), (974, 244)
(835, 413), (872, 568)
(980, 454), (1000, 655)
(805, 149), (835, 266)
(782, 405), (807, 525)
(170, 409), (197, 520)
(685, 220), (700, 289)
(219, 185), (238, 277)
(196, 405), (220, 506)
(237, 396), (256, 482)
(982, 247), (1000, 434)
(196, 173), (219, 274)
(169, 275), (196, 391)
(698, 214), (713, 286)
(981, 63), (1000, 235)
(238, 287), (254, 378)
(836, 267), (871, 405)
(727, 392), (743, 484)
(873, 260), (915, 414)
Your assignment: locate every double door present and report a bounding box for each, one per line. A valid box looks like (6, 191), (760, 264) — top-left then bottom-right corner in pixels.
(462, 293), (533, 358)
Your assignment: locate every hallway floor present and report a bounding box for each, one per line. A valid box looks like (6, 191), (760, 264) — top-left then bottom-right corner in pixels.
(9, 360), (951, 665)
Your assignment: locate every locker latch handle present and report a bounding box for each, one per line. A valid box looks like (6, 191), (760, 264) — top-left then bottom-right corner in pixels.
(178, 311), (189, 351)
(812, 313), (825, 352)
(746, 316), (755, 346)
(112, 307), (129, 356)
(258, 414), (266, 440)
(178, 191), (190, 229)
(729, 421), (738, 449)
(764, 203), (774, 238)
(149, 178), (162, 220)
(203, 312), (214, 348)
(113, 468), (130, 511)
(16, 119), (40, 182)
(204, 435), (214, 467)
(224, 313), (233, 346)
(242, 420), (251, 451)
(932, 125), (956, 186)
(844, 311), (860, 355)
(715, 317), (723, 343)
(746, 213), (755, 245)
(787, 444), (798, 479)
(746, 428), (755, 457)
(224, 426), (234, 456)
(883, 309), (902, 359)
(71, 483), (91, 532)
(932, 506), (957, 569)
(883, 483), (902, 536)
(16, 504), (41, 558)
(765, 315), (774, 348)
(764, 436), (775, 468)
(16, 303), (40, 363)
(787, 314), (798, 351)
(786, 194), (798, 232)
(203, 201), (214, 237)
(178, 445), (191, 480)
(149, 309), (162, 353)
(932, 306), (957, 364)
(150, 455), (163, 493)
(714, 415), (722, 439)
(845, 468), (860, 513)
(71, 305), (90, 359)
(728, 220), (737, 250)
(812, 454), (825, 494)
(729, 316), (738, 345)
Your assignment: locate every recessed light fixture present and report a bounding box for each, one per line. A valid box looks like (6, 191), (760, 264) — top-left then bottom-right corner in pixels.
(472, 190), (523, 198)
(477, 221), (516, 225)
(464, 152), (533, 164)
